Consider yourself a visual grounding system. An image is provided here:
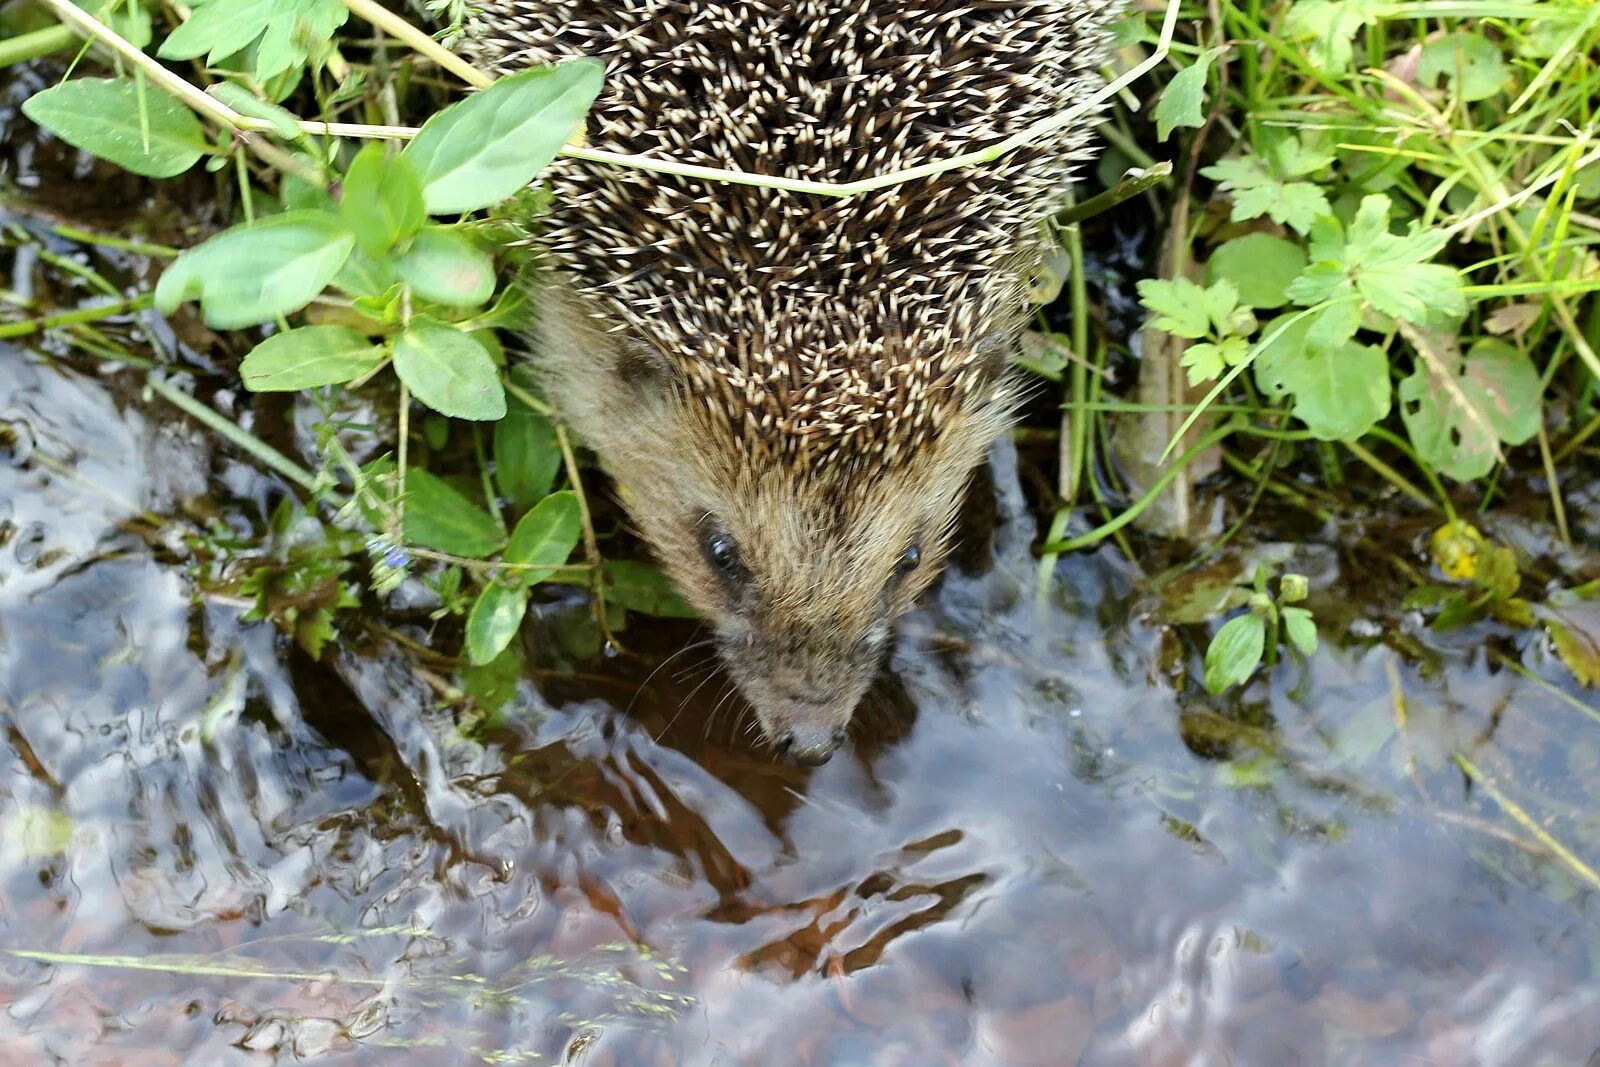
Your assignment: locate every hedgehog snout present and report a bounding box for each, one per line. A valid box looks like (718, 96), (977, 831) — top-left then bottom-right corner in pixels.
(775, 723), (846, 767)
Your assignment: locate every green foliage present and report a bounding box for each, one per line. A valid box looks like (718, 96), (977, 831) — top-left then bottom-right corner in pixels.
(1206, 233), (1306, 310)
(393, 317), (506, 421)
(1135, 277), (1256, 384)
(22, 78), (207, 178)
(1202, 568), (1319, 695)
(401, 61), (605, 214)
(157, 0), (348, 89)
(1282, 0), (1381, 74)
(1201, 133), (1333, 235)
(342, 144), (426, 257)
(1154, 47), (1223, 141)
(1254, 314), (1390, 441)
(1398, 339), (1540, 482)
(237, 499), (364, 658)
(240, 326), (385, 391)
(1417, 32), (1510, 102)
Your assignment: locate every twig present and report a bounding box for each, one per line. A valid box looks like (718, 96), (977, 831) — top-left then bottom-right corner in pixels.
(1455, 754), (1600, 890)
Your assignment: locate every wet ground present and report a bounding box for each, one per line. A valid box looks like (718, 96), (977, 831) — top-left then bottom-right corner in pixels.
(5, 65), (1600, 1067)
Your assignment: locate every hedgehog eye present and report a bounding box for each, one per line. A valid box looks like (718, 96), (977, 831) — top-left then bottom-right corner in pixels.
(896, 545), (921, 576)
(704, 529), (742, 578)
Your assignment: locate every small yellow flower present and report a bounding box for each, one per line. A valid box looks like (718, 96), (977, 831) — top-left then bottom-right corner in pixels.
(1430, 521), (1485, 581)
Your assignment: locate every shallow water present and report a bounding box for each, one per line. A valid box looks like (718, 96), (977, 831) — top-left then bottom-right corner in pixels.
(4, 330), (1600, 1065)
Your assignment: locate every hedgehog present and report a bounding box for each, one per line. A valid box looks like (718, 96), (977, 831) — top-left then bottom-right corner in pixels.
(460, 1), (1123, 766)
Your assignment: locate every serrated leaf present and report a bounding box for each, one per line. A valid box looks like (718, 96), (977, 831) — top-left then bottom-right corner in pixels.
(1204, 613), (1267, 694)
(255, 0), (348, 82)
(465, 582), (529, 666)
(342, 143), (425, 256)
(1207, 234), (1308, 310)
(392, 317), (506, 421)
(1202, 155), (1330, 235)
(1137, 277), (1212, 339)
(240, 326), (384, 390)
(503, 490), (581, 587)
(1282, 607), (1318, 656)
(1154, 47), (1223, 141)
(402, 60), (605, 214)
(154, 211), (355, 329)
(394, 226), (496, 307)
(22, 78), (207, 178)
(397, 467), (504, 558)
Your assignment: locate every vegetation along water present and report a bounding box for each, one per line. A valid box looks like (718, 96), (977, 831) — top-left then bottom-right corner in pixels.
(0, 0), (1598, 1063)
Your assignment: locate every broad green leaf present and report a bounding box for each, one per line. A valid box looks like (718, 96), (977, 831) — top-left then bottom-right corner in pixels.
(398, 467), (504, 557)
(394, 226), (496, 307)
(504, 490), (581, 587)
(342, 143), (426, 256)
(158, 0), (277, 64)
(1204, 613), (1267, 694)
(496, 370), (563, 506)
(599, 560), (698, 618)
(1254, 314), (1389, 441)
(154, 211), (355, 329)
(1282, 607), (1318, 656)
(1207, 234), (1307, 310)
(1154, 47), (1222, 141)
(331, 245), (400, 301)
(1418, 32), (1510, 102)
(22, 78), (207, 178)
(392, 317), (506, 421)
(255, 0), (348, 82)
(402, 60), (605, 214)
(1399, 338), (1541, 481)
(465, 582), (529, 666)
(240, 326), (384, 390)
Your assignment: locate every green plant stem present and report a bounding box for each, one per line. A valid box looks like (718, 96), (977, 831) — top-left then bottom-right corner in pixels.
(1039, 420), (1241, 554)
(146, 377), (325, 495)
(0, 294), (151, 339)
(1340, 439), (1436, 513)
(1454, 754), (1600, 890)
(0, 24), (76, 68)
(1055, 161), (1174, 226)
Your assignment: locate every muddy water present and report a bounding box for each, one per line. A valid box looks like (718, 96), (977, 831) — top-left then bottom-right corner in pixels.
(4, 331), (1600, 1066)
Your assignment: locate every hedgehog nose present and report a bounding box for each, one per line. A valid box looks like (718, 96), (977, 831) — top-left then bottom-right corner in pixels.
(776, 725), (845, 767)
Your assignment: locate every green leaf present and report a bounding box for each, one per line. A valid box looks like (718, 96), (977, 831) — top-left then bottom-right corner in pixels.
(255, 0), (348, 82)
(1204, 613), (1267, 694)
(599, 560), (699, 618)
(342, 143), (426, 256)
(503, 490), (581, 586)
(402, 60), (605, 214)
(1399, 338), (1541, 481)
(1137, 277), (1212, 339)
(1537, 585), (1600, 687)
(22, 78), (207, 178)
(240, 325), (384, 391)
(465, 582), (529, 666)
(1182, 338), (1251, 386)
(1154, 47), (1223, 141)
(331, 245), (400, 301)
(1418, 32), (1510, 102)
(392, 317), (507, 421)
(1254, 314), (1390, 441)
(398, 467), (505, 557)
(154, 211), (355, 329)
(394, 226), (496, 307)
(496, 371), (562, 506)
(1207, 234), (1308, 310)
(1283, 0), (1382, 74)
(1282, 607), (1319, 656)
(158, 0), (277, 64)
(1202, 156), (1330, 235)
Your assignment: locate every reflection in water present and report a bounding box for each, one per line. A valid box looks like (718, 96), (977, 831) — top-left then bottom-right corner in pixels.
(3, 346), (1600, 1066)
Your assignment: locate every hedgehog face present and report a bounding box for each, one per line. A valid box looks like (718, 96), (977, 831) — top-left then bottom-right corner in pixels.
(597, 393), (1006, 767)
